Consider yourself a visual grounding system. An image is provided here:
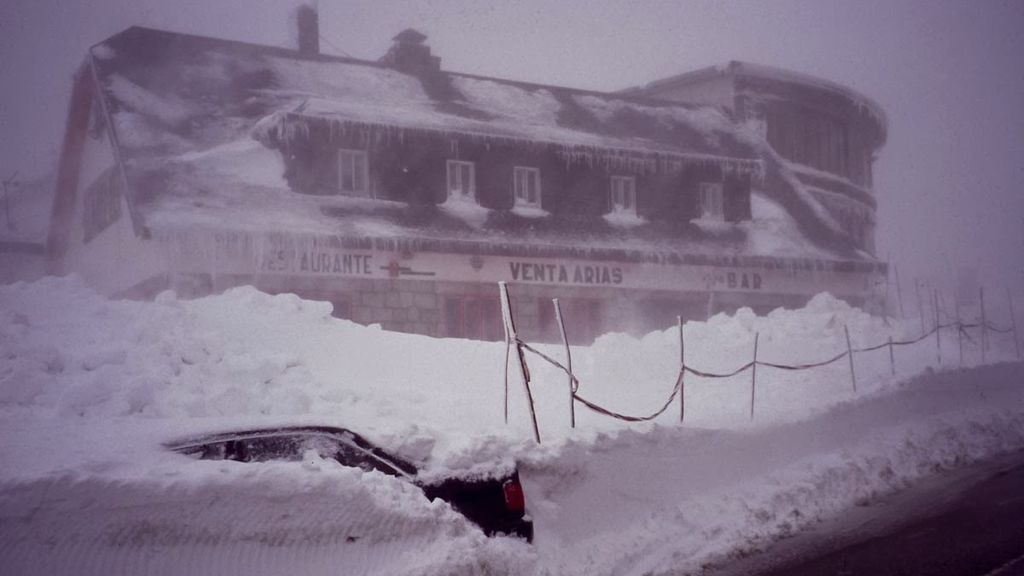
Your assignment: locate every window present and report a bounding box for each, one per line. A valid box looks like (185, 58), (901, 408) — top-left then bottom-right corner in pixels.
(513, 166), (541, 207)
(445, 296), (503, 341)
(609, 176), (636, 214)
(697, 182), (724, 221)
(338, 149), (369, 196)
(446, 160), (475, 199)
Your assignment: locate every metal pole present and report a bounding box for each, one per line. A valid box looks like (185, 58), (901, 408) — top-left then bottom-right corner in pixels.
(937, 291), (949, 325)
(2, 179), (9, 231)
(914, 279), (925, 334)
(883, 262), (891, 319)
(2, 172), (17, 231)
(750, 332), (759, 420)
(933, 290), (941, 366)
(955, 298), (964, 367)
(1008, 288), (1021, 359)
(888, 335), (895, 376)
(553, 298), (574, 429)
(845, 325), (857, 393)
(678, 315), (685, 423)
(980, 287), (988, 363)
(499, 282), (541, 444)
(894, 264), (905, 318)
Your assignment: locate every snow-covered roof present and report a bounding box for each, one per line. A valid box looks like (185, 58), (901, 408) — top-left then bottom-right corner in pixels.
(630, 60), (888, 145)
(84, 27), (868, 262)
(93, 28), (761, 165)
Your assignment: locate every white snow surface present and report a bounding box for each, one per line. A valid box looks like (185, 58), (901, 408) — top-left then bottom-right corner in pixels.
(1, 277), (1022, 575)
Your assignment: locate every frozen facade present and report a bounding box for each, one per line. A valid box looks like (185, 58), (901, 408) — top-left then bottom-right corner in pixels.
(626, 61), (887, 254)
(46, 13), (887, 343)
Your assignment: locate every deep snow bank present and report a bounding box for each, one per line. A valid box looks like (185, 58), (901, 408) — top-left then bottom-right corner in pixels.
(0, 277), (1021, 575)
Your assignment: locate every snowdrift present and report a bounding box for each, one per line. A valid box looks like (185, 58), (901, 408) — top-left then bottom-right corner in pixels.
(0, 276), (1021, 575)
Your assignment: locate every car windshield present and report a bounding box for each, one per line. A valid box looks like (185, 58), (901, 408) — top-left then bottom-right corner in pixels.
(169, 428), (418, 479)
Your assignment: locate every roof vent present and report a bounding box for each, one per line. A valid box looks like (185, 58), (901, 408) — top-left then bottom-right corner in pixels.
(379, 28), (440, 74)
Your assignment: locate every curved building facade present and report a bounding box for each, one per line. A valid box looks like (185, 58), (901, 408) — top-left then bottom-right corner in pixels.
(628, 61), (887, 255)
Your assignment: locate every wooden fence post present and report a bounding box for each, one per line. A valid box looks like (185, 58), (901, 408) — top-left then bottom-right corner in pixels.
(845, 325), (857, 392)
(553, 298), (575, 429)
(499, 282), (541, 444)
(750, 332), (759, 420)
(678, 316), (685, 423)
(503, 328), (510, 425)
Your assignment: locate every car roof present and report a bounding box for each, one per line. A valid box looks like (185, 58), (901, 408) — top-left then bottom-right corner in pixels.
(165, 425), (420, 477)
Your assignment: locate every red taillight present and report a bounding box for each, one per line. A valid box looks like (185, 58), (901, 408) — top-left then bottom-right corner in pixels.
(502, 478), (525, 513)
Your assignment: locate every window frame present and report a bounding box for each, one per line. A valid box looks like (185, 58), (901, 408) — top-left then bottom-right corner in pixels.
(609, 175), (637, 215)
(697, 181), (725, 221)
(513, 166), (542, 208)
(446, 159), (476, 200)
(338, 148), (370, 197)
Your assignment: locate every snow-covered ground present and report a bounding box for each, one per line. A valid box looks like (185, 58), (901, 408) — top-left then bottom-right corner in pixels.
(0, 277), (1021, 575)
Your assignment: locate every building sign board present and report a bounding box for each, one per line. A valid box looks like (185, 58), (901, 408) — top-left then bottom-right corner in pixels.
(163, 234), (876, 299)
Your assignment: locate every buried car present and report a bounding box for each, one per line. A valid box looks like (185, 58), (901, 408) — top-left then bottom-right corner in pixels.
(166, 426), (533, 542)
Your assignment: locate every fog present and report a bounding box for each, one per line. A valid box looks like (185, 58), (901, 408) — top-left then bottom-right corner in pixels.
(1, 0), (1021, 293)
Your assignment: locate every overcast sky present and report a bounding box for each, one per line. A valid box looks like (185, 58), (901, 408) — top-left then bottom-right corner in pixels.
(1, 0), (1022, 294)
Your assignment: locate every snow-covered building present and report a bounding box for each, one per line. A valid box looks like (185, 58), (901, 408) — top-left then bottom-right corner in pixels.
(625, 61), (887, 254)
(47, 18), (887, 343)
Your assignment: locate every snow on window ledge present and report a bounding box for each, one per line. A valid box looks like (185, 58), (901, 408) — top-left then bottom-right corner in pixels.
(690, 216), (733, 232)
(603, 210), (646, 228)
(511, 204), (550, 219)
(439, 194), (490, 228)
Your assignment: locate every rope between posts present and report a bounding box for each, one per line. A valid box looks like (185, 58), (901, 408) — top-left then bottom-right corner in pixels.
(517, 340), (581, 390)
(518, 337), (684, 422)
(574, 372), (684, 423)
(684, 361), (755, 379)
(508, 316), (1014, 428)
(757, 350), (849, 371)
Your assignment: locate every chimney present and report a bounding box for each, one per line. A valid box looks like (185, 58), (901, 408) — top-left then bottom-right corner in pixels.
(379, 29), (441, 75)
(295, 3), (319, 56)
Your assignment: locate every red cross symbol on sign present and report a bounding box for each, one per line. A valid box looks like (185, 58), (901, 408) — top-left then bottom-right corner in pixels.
(384, 260), (402, 278)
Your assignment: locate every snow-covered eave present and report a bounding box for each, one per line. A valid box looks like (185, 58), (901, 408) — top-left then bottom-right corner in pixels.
(148, 224), (884, 274)
(728, 61), (888, 138)
(628, 61), (888, 145)
(254, 110), (766, 180)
